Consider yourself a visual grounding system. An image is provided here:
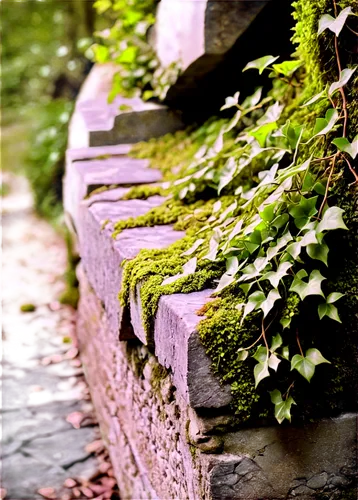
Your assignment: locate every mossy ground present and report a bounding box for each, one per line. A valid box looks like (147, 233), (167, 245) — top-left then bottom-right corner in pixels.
(113, 0), (358, 423)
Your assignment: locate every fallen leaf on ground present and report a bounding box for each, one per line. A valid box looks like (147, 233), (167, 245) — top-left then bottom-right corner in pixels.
(80, 486), (94, 498)
(37, 488), (57, 499)
(0, 488), (7, 499)
(63, 478), (77, 488)
(85, 440), (104, 454)
(66, 411), (84, 429)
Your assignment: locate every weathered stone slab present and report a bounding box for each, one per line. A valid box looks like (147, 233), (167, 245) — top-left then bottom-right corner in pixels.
(77, 196), (184, 340)
(66, 143), (132, 163)
(68, 63), (184, 149)
(130, 287), (232, 408)
(64, 156), (161, 229)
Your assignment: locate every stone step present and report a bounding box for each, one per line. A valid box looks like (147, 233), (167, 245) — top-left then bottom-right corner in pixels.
(65, 122), (232, 408)
(68, 64), (184, 149)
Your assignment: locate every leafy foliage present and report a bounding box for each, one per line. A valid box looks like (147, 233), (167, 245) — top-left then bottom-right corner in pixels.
(118, 1), (358, 424)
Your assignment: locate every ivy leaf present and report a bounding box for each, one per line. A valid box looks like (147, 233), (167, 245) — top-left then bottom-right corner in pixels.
(306, 348), (331, 366)
(243, 55), (279, 74)
(253, 345), (269, 363)
(242, 290), (266, 322)
(274, 396), (296, 424)
(281, 346), (290, 360)
(254, 361), (270, 388)
(329, 67), (357, 96)
(327, 292), (344, 304)
(218, 157), (237, 194)
(270, 389), (282, 405)
(291, 354), (315, 382)
(289, 269), (326, 301)
(301, 88), (327, 107)
(332, 136), (358, 159)
(226, 256), (239, 276)
(307, 242), (329, 266)
(262, 262), (293, 288)
(259, 203), (276, 222)
(223, 110), (242, 133)
(250, 122), (277, 148)
(238, 350), (249, 361)
(317, 206), (348, 232)
(272, 213), (289, 230)
(161, 257), (197, 286)
(272, 60), (303, 77)
(270, 333), (283, 352)
(203, 237), (220, 261)
(260, 289), (281, 317)
(289, 196), (318, 229)
(318, 7), (353, 37)
(242, 87), (263, 109)
(215, 273), (236, 293)
(258, 102), (284, 125)
(312, 108), (339, 138)
(220, 91), (240, 111)
(282, 121), (304, 150)
(318, 302), (342, 323)
(268, 353), (281, 371)
(181, 239), (205, 256)
(286, 241), (302, 260)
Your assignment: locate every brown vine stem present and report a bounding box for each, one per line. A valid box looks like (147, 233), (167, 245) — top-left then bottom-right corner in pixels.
(283, 381), (295, 400)
(318, 154), (337, 218)
(344, 155), (358, 183)
(296, 329), (304, 357)
(347, 25), (358, 37)
(333, 0), (348, 137)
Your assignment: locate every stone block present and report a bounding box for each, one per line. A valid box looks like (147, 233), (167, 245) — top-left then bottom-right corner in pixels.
(64, 156), (161, 229)
(130, 287), (232, 408)
(77, 196), (184, 339)
(68, 63), (184, 149)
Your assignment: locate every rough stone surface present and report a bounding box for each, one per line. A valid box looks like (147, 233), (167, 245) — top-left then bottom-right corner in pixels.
(64, 156), (162, 227)
(77, 195), (184, 340)
(77, 264), (358, 499)
(68, 63), (184, 149)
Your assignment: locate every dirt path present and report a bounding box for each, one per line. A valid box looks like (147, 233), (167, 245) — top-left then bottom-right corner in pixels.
(1, 173), (118, 500)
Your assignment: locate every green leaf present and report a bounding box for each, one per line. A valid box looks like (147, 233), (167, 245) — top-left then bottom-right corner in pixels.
(242, 87), (263, 109)
(272, 60), (303, 77)
(203, 236), (220, 261)
(289, 269), (326, 301)
(318, 302), (342, 323)
(181, 239), (205, 256)
(161, 257), (197, 286)
(312, 108), (339, 138)
(254, 361), (270, 388)
(262, 262), (293, 288)
(332, 136), (358, 159)
(220, 91), (240, 111)
(301, 89), (327, 107)
(291, 354), (315, 382)
(282, 121), (304, 150)
(260, 203), (276, 222)
(223, 110), (242, 133)
(274, 396), (296, 424)
(317, 206), (348, 232)
(218, 157), (237, 194)
(306, 348), (331, 366)
(118, 46), (138, 63)
(281, 346), (290, 360)
(253, 345), (269, 363)
(243, 55), (279, 74)
(286, 241), (302, 260)
(215, 273), (236, 293)
(270, 334), (283, 352)
(238, 350), (249, 361)
(260, 289), (281, 317)
(270, 389), (282, 404)
(242, 290), (266, 322)
(268, 353), (281, 371)
(318, 7), (353, 37)
(272, 213), (289, 230)
(289, 196), (318, 229)
(307, 242), (329, 266)
(329, 67), (357, 96)
(327, 292), (344, 304)
(249, 122), (277, 148)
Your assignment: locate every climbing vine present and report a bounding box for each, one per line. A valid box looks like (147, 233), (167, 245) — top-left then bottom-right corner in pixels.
(115, 1), (357, 424)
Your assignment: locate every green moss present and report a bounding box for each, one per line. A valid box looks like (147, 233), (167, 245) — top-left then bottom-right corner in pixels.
(20, 303), (36, 313)
(122, 184), (165, 200)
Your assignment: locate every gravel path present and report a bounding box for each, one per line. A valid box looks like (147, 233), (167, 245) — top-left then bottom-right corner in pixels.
(1, 173), (118, 500)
